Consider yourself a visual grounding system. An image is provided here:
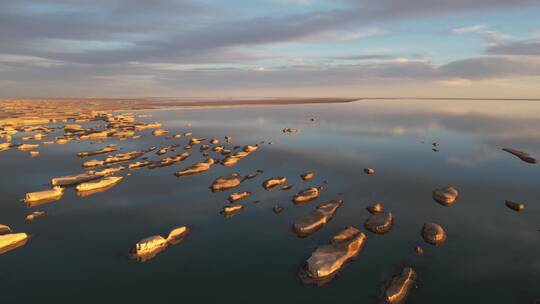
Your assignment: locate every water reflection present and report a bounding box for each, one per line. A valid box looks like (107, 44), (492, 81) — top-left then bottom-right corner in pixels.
(0, 99), (539, 304)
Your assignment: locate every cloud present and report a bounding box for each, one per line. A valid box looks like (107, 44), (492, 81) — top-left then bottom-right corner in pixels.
(452, 24), (487, 34)
(487, 39), (540, 56)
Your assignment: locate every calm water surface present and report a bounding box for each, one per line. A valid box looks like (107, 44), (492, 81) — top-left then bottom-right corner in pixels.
(1, 99), (539, 303)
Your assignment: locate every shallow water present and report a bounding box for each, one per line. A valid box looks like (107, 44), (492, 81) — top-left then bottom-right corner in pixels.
(1, 99), (539, 303)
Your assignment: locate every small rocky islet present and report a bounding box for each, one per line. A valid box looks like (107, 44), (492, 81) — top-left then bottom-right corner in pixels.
(1, 100), (536, 303)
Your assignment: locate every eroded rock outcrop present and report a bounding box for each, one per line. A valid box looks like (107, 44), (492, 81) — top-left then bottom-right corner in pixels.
(24, 186), (64, 204)
(293, 187), (321, 204)
(211, 174), (242, 192)
(502, 148), (538, 164)
(51, 173), (101, 186)
(432, 187), (459, 206)
(131, 226), (189, 262)
(0, 233), (29, 254)
(301, 172), (315, 181)
(421, 223), (446, 245)
(505, 200), (525, 211)
(301, 227), (366, 285)
(228, 191), (251, 203)
(175, 158), (214, 176)
(76, 176), (123, 192)
(367, 203), (384, 214)
(263, 177), (288, 191)
(293, 200), (343, 237)
(382, 267), (416, 304)
(364, 212), (393, 234)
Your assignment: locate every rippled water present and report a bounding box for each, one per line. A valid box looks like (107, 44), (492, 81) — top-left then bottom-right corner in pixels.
(1, 99), (539, 303)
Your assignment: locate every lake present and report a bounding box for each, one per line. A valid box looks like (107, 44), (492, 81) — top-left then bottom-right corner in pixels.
(1, 99), (539, 303)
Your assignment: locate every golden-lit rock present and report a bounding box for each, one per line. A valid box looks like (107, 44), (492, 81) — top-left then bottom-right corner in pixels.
(175, 158), (214, 176)
(26, 211), (46, 221)
(221, 203), (244, 216)
(301, 172), (315, 181)
(282, 128), (298, 133)
(51, 173), (101, 186)
(505, 200), (525, 211)
(364, 212), (393, 234)
(263, 177), (287, 190)
(502, 148), (538, 164)
(367, 202), (384, 214)
(83, 159), (105, 168)
(422, 223), (447, 245)
(132, 235), (167, 261)
(17, 143), (39, 151)
(0, 142), (11, 151)
(211, 174), (242, 192)
(364, 168), (375, 174)
(93, 166), (125, 176)
(383, 267), (416, 304)
(293, 200), (343, 237)
(128, 160), (152, 170)
(24, 186), (64, 203)
(76, 176), (123, 192)
(29, 151), (39, 157)
(0, 224), (12, 235)
(152, 129), (168, 136)
(210, 138), (220, 145)
(415, 245), (424, 255)
(166, 226), (189, 243)
(228, 191), (251, 203)
(332, 226), (360, 243)
(221, 156), (240, 167)
(303, 227), (366, 283)
(432, 187), (459, 206)
(293, 187), (321, 204)
(148, 152), (189, 168)
(0, 233), (29, 254)
(243, 145), (258, 153)
(77, 144), (119, 157)
(225, 135), (232, 142)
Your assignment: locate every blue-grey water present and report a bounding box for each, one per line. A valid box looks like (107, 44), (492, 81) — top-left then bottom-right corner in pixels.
(1, 99), (539, 303)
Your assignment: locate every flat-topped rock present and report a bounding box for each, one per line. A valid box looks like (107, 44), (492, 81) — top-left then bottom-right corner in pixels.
(302, 227), (366, 284)
(367, 202), (384, 214)
(51, 173), (101, 186)
(24, 186), (64, 204)
(211, 174), (242, 192)
(221, 204), (244, 216)
(365, 212), (393, 234)
(243, 145), (258, 153)
(131, 226), (189, 262)
(76, 176), (123, 192)
(0, 224), (12, 235)
(0, 233), (29, 255)
(422, 223), (447, 245)
(301, 172), (315, 181)
(263, 177), (287, 190)
(383, 267), (416, 304)
(293, 187), (321, 204)
(228, 191), (251, 203)
(432, 186), (459, 206)
(505, 200), (525, 211)
(293, 200), (343, 237)
(26, 211), (46, 221)
(364, 168), (375, 174)
(502, 148), (538, 164)
(175, 158), (214, 176)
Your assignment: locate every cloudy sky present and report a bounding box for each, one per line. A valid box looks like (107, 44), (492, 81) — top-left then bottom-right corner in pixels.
(1, 0), (540, 98)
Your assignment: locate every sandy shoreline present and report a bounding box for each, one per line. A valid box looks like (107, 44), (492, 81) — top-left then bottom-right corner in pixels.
(0, 98), (358, 122)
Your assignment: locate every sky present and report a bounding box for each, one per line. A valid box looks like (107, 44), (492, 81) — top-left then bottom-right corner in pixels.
(1, 0), (540, 98)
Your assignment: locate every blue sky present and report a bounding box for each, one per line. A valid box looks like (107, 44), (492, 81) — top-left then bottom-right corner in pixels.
(1, 0), (539, 98)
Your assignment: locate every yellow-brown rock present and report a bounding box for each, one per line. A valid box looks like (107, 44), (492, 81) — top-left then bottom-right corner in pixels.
(422, 223), (447, 245)
(303, 227), (366, 282)
(228, 191), (251, 203)
(364, 212), (393, 234)
(293, 187), (321, 204)
(24, 186), (64, 203)
(175, 158), (214, 176)
(76, 176), (123, 192)
(293, 200), (343, 237)
(383, 267), (416, 304)
(432, 187), (459, 206)
(263, 177), (287, 190)
(211, 174), (242, 192)
(0, 233), (29, 254)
